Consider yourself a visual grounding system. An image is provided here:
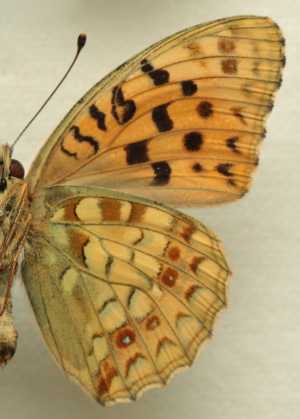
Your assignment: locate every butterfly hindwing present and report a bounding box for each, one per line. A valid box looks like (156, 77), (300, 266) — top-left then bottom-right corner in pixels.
(26, 16), (285, 207)
(22, 185), (230, 404)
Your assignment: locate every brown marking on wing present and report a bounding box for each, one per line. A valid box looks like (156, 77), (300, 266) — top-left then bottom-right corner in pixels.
(218, 38), (236, 53)
(167, 246), (181, 261)
(145, 315), (161, 331)
(185, 285), (202, 302)
(221, 59), (238, 74)
(125, 353), (147, 378)
(68, 229), (90, 265)
(183, 42), (202, 57)
(99, 198), (121, 222)
(175, 312), (192, 328)
(63, 198), (82, 222)
(156, 337), (176, 357)
(97, 362), (119, 397)
(190, 256), (205, 274)
(181, 225), (195, 243)
(127, 203), (147, 223)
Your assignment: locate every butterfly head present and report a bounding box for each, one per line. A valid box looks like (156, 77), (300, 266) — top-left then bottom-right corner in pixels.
(0, 144), (24, 195)
(0, 143), (25, 197)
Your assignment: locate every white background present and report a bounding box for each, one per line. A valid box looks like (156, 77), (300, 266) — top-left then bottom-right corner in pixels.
(0, 1), (299, 418)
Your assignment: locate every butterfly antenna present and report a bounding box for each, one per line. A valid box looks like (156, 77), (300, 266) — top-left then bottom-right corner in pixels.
(11, 33), (87, 151)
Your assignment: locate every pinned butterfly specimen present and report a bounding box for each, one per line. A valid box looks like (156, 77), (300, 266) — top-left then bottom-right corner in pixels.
(0, 16), (284, 405)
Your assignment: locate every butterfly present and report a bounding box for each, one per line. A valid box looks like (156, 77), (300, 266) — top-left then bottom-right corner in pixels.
(0, 15), (284, 406)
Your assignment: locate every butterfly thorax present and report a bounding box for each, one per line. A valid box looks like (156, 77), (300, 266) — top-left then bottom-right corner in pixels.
(0, 144), (30, 365)
(0, 145), (30, 268)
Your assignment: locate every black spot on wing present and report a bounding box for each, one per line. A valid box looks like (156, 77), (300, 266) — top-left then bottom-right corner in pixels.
(121, 101), (136, 124)
(152, 103), (173, 132)
(111, 85), (136, 125)
(231, 107), (246, 124)
(112, 85), (124, 104)
(125, 139), (150, 165)
(61, 143), (78, 159)
(192, 163), (202, 172)
(216, 163), (234, 177)
(63, 126), (99, 157)
(141, 58), (154, 73)
(148, 69), (170, 86)
(197, 101), (213, 118)
(183, 131), (203, 151)
(226, 137), (240, 153)
(141, 59), (170, 85)
(181, 80), (197, 96)
(151, 161), (171, 186)
(89, 104), (107, 131)
(105, 256), (113, 276)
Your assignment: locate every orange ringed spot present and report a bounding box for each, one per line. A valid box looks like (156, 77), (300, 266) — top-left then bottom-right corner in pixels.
(146, 315), (161, 330)
(161, 267), (178, 287)
(116, 328), (136, 348)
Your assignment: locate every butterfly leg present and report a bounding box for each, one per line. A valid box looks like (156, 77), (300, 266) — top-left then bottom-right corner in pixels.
(0, 219), (31, 317)
(0, 183), (29, 262)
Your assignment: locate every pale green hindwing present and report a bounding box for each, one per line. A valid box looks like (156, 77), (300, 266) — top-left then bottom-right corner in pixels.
(22, 185), (231, 404)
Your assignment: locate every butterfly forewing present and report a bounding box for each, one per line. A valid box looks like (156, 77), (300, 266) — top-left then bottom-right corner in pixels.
(26, 16), (284, 207)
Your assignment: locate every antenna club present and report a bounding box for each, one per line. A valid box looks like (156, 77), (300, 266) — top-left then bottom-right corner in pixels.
(78, 34), (87, 50)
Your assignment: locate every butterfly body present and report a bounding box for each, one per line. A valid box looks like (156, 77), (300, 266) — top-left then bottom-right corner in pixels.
(0, 16), (284, 405)
(0, 145), (30, 363)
